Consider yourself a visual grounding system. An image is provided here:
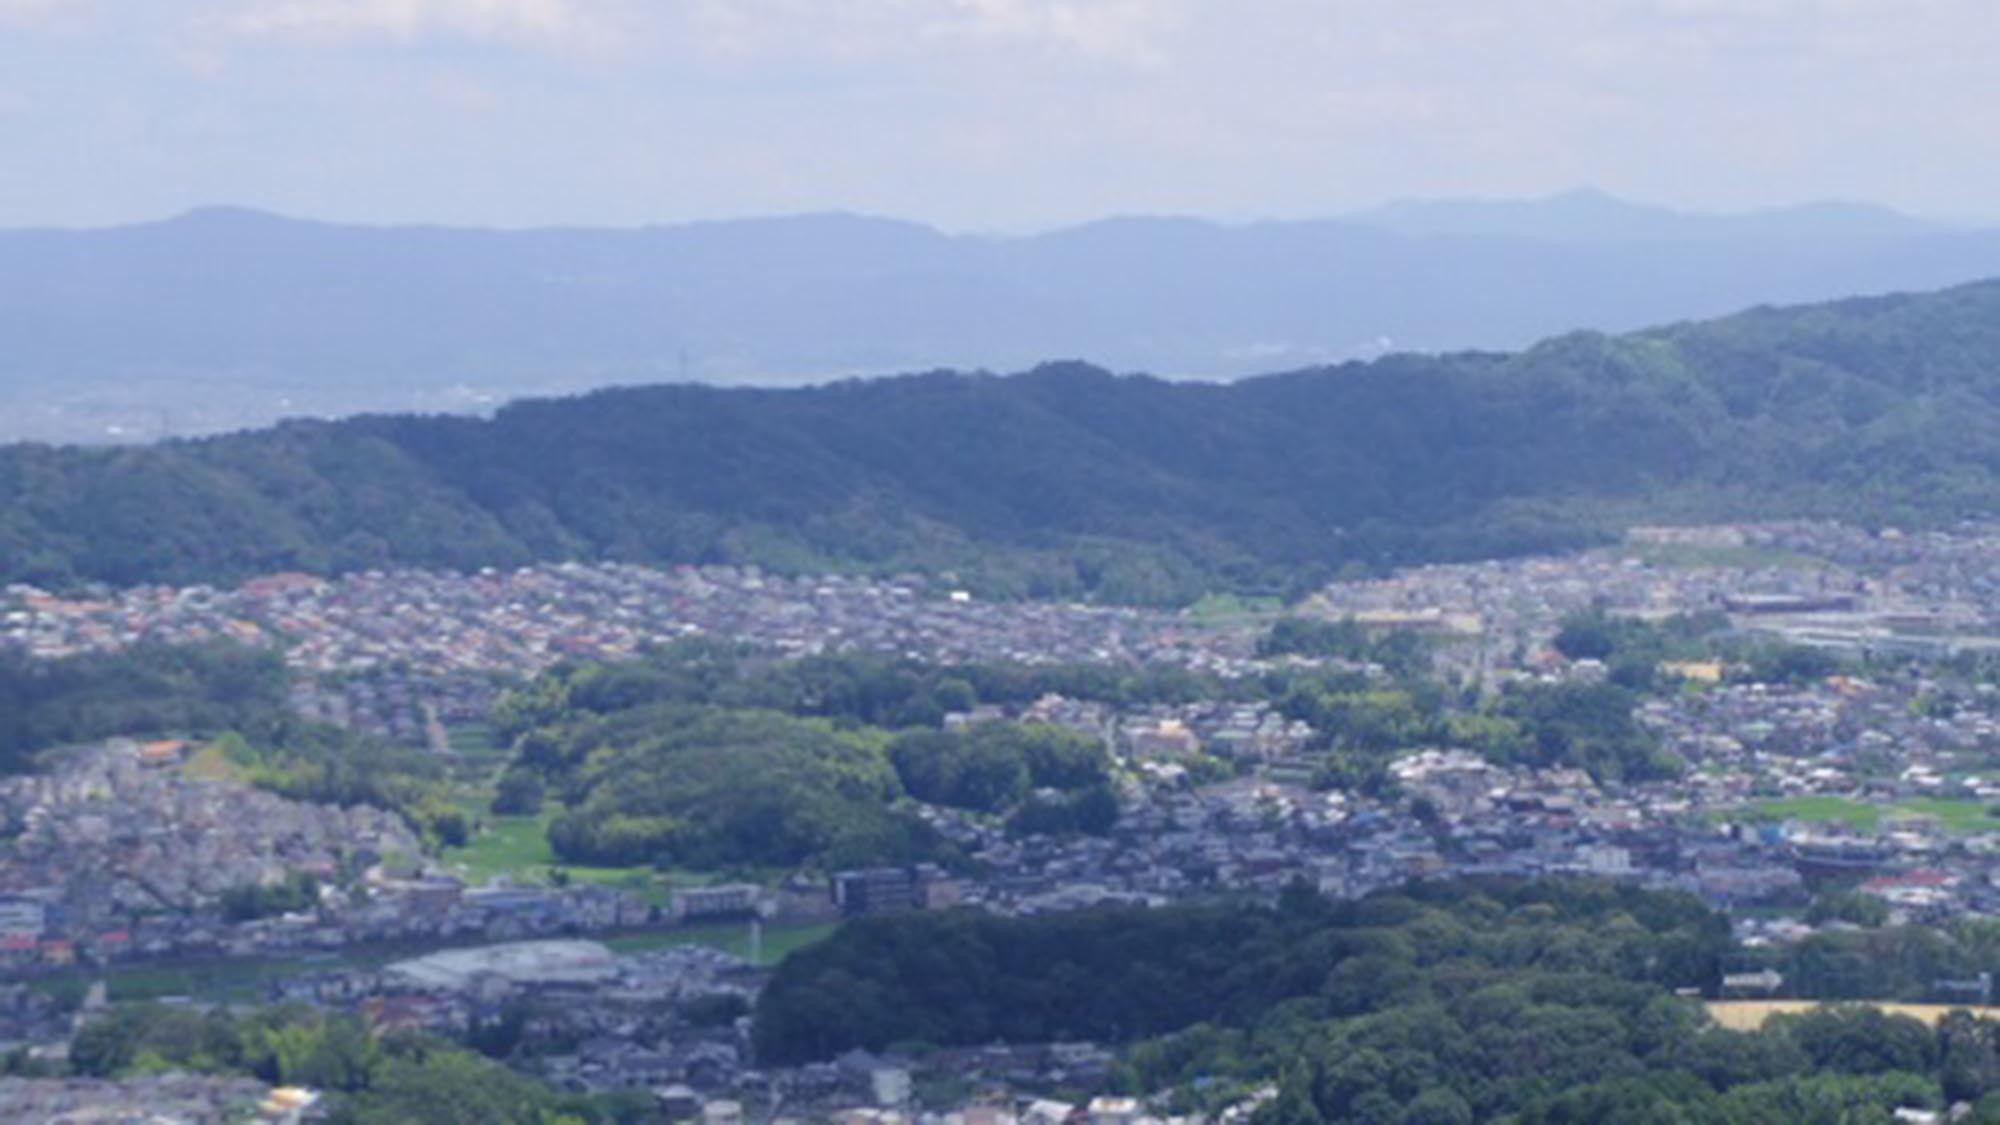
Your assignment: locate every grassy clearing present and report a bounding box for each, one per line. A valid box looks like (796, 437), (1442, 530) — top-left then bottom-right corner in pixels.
(603, 920), (840, 967)
(446, 811), (560, 883)
(1731, 795), (1998, 836)
(1707, 1000), (2000, 1031)
(1183, 593), (1284, 625)
(1745, 796), (1881, 832)
(1893, 797), (1999, 834)
(442, 809), (725, 906)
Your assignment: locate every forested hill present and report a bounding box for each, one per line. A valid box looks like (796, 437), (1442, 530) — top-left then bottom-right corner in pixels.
(2, 280), (1995, 603)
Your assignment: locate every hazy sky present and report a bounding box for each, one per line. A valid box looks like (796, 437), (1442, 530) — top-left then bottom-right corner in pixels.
(2, 0), (1995, 230)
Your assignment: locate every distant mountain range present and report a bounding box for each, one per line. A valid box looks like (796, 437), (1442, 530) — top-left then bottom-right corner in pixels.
(3, 278), (1994, 603)
(1350, 189), (1947, 242)
(6, 191), (2000, 442)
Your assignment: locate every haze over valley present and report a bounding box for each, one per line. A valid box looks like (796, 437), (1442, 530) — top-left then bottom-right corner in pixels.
(9, 190), (2000, 443)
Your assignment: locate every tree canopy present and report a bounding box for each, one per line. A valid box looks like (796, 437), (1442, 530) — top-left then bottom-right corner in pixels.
(754, 878), (2000, 1123)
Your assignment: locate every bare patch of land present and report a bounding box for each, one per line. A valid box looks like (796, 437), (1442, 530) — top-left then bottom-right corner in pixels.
(1706, 1000), (2000, 1031)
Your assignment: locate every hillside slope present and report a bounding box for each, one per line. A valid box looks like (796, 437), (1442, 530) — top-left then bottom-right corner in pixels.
(2, 282), (1994, 603)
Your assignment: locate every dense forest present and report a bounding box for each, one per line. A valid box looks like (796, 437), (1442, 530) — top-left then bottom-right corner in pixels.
(755, 879), (2000, 1123)
(753, 879), (1730, 1064)
(2, 280), (1995, 603)
(495, 645), (1127, 871)
(529, 703), (946, 870)
(0, 643), (287, 774)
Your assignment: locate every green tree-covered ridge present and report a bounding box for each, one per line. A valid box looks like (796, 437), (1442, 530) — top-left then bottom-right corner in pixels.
(754, 879), (2000, 1122)
(4, 279), (1995, 601)
(492, 645), (1123, 871)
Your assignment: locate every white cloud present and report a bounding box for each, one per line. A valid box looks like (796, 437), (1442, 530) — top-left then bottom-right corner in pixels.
(679, 0), (1184, 68)
(223, 0), (610, 50)
(928, 0), (1184, 65)
(0, 0), (85, 27)
(427, 70), (501, 111)
(10, 0), (2000, 227)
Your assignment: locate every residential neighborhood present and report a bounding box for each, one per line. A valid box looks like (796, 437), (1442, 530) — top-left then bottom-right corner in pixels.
(0, 520), (1995, 1121)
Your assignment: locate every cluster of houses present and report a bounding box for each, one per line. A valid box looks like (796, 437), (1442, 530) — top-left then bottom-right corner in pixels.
(927, 667), (2000, 934)
(265, 940), (761, 1097)
(2, 560), (1280, 750)
(288, 672), (500, 751)
(948, 693), (1321, 778)
(6, 639), (1990, 986)
(0, 740), (420, 968)
(0, 562), (1251, 681)
(0, 739), (725, 968)
(10, 520), (1986, 752)
(1647, 675), (1998, 803)
(1305, 520), (1997, 686)
(237, 932), (1269, 1124)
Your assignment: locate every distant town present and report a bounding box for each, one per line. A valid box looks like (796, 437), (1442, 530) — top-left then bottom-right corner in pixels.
(0, 520), (1995, 1123)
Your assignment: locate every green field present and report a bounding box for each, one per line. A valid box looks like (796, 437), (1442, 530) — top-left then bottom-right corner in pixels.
(445, 811), (562, 883)
(1745, 795), (1881, 831)
(1184, 592), (1284, 622)
(1893, 797), (2000, 834)
(443, 810), (682, 904)
(603, 920), (840, 965)
(1734, 795), (1997, 835)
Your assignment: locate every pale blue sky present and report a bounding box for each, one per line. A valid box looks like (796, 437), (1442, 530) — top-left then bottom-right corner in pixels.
(2, 0), (1994, 230)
